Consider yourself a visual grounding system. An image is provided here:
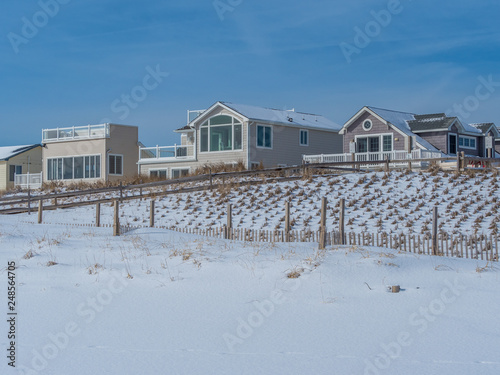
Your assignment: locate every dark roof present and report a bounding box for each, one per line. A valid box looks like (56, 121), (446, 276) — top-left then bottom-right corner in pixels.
(174, 125), (194, 132)
(469, 123), (495, 135)
(407, 115), (457, 132)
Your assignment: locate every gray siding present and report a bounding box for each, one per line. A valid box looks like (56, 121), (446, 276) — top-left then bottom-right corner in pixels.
(417, 131), (448, 153)
(250, 122), (341, 167)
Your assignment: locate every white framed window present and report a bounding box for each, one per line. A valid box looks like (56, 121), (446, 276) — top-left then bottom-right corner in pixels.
(149, 169), (168, 179)
(171, 168), (190, 179)
(9, 165), (22, 182)
(108, 154), (123, 175)
(257, 125), (272, 149)
(299, 129), (309, 146)
(458, 136), (477, 150)
(362, 119), (373, 131)
(47, 155), (101, 181)
(200, 115), (242, 153)
(355, 133), (393, 153)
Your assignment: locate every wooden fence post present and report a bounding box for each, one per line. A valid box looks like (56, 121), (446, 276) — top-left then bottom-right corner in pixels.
(209, 168), (213, 191)
(339, 198), (345, 245)
(432, 206), (438, 255)
(150, 200), (155, 227)
(225, 203), (232, 240)
(385, 156), (390, 172)
(285, 201), (290, 242)
(119, 181), (123, 202)
(461, 151), (465, 170)
(96, 203), (101, 227)
(319, 197), (327, 249)
(37, 199), (43, 224)
(113, 200), (120, 236)
(456, 152), (461, 172)
(28, 189), (31, 215)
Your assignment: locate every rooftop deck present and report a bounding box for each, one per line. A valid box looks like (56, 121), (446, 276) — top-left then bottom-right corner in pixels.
(42, 124), (110, 143)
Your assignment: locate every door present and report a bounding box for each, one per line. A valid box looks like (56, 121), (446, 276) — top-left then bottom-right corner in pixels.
(449, 134), (457, 155)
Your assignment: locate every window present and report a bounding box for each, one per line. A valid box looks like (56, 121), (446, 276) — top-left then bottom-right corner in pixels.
(257, 125), (272, 148)
(150, 169), (167, 179)
(357, 138), (367, 153)
(171, 168), (190, 179)
(109, 155), (123, 175)
(363, 120), (373, 131)
(369, 137), (380, 152)
(47, 155), (100, 181)
(9, 165), (22, 182)
(299, 130), (309, 146)
(383, 135), (392, 152)
(356, 134), (393, 153)
(459, 136), (476, 149)
(200, 115), (243, 152)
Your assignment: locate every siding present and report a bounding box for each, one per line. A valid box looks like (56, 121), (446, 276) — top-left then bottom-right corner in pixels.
(250, 122), (341, 167)
(0, 163), (6, 191)
(43, 139), (106, 183)
(343, 112), (406, 153)
(417, 131), (448, 153)
(106, 125), (139, 182)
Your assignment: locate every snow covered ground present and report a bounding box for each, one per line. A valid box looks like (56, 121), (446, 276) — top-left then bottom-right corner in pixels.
(15, 169), (500, 237)
(1, 213), (499, 375)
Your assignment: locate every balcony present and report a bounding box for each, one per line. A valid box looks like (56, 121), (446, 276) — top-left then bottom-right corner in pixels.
(42, 124), (110, 143)
(138, 145), (195, 163)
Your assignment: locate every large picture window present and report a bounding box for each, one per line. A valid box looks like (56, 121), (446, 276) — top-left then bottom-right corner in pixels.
(257, 125), (272, 148)
(47, 155), (101, 181)
(200, 115), (243, 152)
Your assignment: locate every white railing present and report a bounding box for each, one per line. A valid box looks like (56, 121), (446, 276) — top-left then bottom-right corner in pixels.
(14, 172), (42, 189)
(42, 124), (110, 142)
(139, 145), (195, 162)
(304, 149), (444, 166)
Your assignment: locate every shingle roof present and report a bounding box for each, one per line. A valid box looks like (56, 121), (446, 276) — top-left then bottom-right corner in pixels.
(0, 144), (40, 161)
(407, 115), (457, 132)
(469, 123), (495, 135)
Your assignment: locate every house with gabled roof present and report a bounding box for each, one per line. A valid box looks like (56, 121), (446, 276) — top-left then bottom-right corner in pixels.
(138, 101), (342, 178)
(339, 106), (496, 158)
(0, 144), (42, 191)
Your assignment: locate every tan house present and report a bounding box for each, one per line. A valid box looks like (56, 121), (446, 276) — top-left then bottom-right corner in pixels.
(138, 101), (343, 178)
(0, 144), (42, 191)
(41, 123), (139, 184)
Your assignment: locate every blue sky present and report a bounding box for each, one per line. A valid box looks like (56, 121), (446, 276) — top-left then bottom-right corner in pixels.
(1, 0), (500, 147)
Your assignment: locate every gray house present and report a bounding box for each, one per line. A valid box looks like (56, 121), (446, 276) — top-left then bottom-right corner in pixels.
(340, 106), (497, 158)
(138, 101), (342, 178)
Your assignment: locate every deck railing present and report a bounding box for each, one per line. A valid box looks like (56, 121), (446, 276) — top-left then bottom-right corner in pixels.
(14, 172), (43, 189)
(139, 145), (195, 162)
(303, 149), (443, 165)
(42, 124), (110, 142)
